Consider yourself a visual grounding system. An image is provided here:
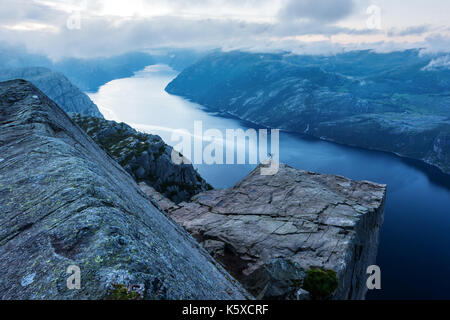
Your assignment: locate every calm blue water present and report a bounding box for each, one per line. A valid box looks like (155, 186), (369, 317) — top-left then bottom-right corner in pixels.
(88, 65), (450, 300)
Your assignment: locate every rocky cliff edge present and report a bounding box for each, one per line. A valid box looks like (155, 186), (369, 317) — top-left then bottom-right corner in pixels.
(0, 80), (250, 300)
(143, 162), (387, 300)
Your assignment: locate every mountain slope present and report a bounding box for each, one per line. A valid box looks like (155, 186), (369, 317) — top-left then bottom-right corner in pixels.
(72, 114), (212, 203)
(0, 67), (103, 117)
(0, 44), (209, 93)
(0, 79), (250, 300)
(53, 52), (156, 92)
(166, 51), (450, 174)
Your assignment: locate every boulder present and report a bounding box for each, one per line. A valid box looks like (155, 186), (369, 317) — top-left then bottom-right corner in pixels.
(243, 258), (306, 300)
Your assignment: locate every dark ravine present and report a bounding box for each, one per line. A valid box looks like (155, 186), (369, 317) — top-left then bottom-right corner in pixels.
(141, 162), (387, 300)
(71, 114), (212, 203)
(0, 67), (103, 118)
(0, 80), (250, 300)
(165, 50), (450, 175)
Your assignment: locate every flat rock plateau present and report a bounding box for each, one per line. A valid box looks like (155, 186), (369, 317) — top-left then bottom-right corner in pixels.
(143, 163), (387, 300)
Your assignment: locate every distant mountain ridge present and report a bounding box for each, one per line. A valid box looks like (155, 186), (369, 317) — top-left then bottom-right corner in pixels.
(0, 67), (103, 117)
(0, 44), (208, 92)
(166, 50), (450, 174)
(55, 50), (208, 92)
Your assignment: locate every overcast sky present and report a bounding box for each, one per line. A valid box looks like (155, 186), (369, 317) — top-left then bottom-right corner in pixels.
(1, 0), (449, 58)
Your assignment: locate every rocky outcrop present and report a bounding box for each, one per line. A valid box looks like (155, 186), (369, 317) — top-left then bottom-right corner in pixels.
(0, 80), (250, 300)
(166, 50), (450, 174)
(144, 162), (386, 300)
(0, 67), (103, 118)
(72, 114), (212, 203)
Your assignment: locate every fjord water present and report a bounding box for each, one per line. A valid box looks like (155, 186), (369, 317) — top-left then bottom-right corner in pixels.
(88, 65), (450, 299)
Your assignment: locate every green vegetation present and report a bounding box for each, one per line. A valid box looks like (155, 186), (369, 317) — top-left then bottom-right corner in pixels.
(303, 268), (338, 300)
(72, 113), (213, 202)
(107, 284), (141, 300)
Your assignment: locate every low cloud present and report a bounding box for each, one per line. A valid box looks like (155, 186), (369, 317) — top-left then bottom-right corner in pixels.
(388, 25), (430, 37)
(420, 34), (450, 54)
(421, 54), (450, 71)
(278, 0), (355, 22)
(0, 0), (449, 59)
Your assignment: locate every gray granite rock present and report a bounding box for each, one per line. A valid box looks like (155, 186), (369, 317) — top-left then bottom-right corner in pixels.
(138, 183), (177, 212)
(295, 288), (310, 300)
(0, 79), (251, 300)
(243, 258), (306, 300)
(153, 162), (386, 300)
(0, 67), (103, 118)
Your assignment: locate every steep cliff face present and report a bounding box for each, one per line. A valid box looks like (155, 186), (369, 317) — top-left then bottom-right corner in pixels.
(427, 130), (450, 174)
(72, 114), (212, 203)
(143, 163), (386, 300)
(0, 80), (250, 300)
(311, 114), (450, 174)
(166, 51), (450, 175)
(0, 67), (103, 118)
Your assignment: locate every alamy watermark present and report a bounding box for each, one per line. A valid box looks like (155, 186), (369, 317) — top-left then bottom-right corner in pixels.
(66, 265), (81, 290)
(366, 5), (382, 30)
(66, 0), (87, 30)
(367, 265), (381, 290)
(169, 121), (280, 175)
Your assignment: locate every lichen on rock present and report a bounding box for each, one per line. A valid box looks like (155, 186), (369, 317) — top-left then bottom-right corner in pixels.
(303, 268), (339, 300)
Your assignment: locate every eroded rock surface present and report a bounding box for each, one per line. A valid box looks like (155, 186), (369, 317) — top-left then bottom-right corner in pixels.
(0, 80), (250, 300)
(156, 163), (386, 300)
